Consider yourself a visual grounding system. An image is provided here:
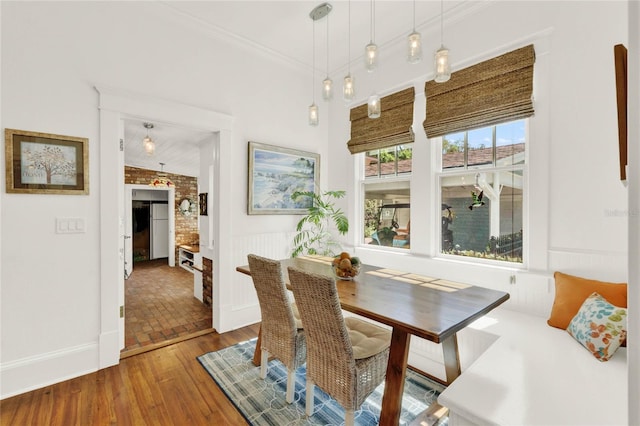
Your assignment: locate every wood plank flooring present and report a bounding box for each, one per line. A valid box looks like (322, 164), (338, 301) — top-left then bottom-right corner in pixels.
(0, 324), (260, 426)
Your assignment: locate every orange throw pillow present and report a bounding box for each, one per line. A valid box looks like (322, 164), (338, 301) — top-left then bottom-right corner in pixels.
(548, 272), (627, 329)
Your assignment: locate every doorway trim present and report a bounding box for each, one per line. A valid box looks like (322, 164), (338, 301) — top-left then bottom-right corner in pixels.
(96, 85), (233, 368)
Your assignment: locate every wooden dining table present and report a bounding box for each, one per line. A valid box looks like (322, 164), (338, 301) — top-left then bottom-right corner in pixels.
(236, 255), (510, 426)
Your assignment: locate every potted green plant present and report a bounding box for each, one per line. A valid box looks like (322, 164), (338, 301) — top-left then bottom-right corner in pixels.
(290, 190), (349, 258)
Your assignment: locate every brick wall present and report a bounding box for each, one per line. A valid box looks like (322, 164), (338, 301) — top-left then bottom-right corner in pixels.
(124, 166), (199, 260)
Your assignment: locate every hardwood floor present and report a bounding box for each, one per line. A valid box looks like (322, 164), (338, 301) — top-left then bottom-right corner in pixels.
(0, 324), (260, 426)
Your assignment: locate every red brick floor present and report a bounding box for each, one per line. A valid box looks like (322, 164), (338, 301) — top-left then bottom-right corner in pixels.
(122, 259), (212, 352)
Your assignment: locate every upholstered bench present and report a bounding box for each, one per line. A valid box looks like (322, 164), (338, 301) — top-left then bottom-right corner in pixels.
(438, 306), (628, 426)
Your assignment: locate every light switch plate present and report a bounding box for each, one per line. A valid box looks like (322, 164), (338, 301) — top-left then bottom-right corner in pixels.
(56, 217), (86, 234)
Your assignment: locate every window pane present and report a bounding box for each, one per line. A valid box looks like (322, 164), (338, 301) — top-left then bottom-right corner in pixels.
(496, 120), (526, 166)
(468, 127), (493, 168)
(363, 182), (410, 250)
(379, 147), (397, 177)
(440, 171), (523, 263)
(365, 150), (380, 178)
(397, 145), (413, 175)
(442, 132), (465, 169)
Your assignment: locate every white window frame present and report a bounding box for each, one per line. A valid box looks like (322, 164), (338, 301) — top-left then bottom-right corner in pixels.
(359, 145), (413, 251)
(434, 120), (529, 267)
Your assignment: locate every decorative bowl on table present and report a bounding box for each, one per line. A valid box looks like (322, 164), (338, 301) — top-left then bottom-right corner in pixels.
(331, 252), (361, 280)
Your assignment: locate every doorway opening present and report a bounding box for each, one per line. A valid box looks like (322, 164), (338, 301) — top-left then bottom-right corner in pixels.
(122, 176), (210, 355)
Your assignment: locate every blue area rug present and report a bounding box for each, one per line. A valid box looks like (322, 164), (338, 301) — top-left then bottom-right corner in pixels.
(197, 338), (448, 426)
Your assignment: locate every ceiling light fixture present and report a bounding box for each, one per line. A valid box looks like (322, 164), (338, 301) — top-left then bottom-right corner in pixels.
(364, 0), (378, 72)
(368, 93), (381, 119)
(343, 0), (355, 102)
(149, 162), (174, 188)
(434, 0), (451, 82)
(142, 122), (155, 156)
(308, 3), (332, 125)
(407, 0), (422, 64)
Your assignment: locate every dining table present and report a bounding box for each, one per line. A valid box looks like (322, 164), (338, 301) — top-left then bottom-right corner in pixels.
(236, 255), (510, 426)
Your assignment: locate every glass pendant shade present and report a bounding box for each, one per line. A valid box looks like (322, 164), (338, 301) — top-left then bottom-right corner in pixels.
(435, 46), (451, 82)
(309, 103), (319, 126)
(143, 136), (155, 155)
(367, 94), (381, 119)
(322, 77), (333, 101)
(365, 43), (378, 72)
(343, 74), (355, 101)
(407, 31), (422, 64)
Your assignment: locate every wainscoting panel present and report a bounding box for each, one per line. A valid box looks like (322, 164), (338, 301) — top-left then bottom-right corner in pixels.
(226, 232), (297, 329)
(548, 248), (627, 282)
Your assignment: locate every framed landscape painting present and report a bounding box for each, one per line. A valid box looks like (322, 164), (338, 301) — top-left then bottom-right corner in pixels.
(248, 141), (319, 215)
(5, 128), (89, 195)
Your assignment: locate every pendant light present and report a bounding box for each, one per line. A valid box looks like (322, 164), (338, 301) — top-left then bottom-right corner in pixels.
(434, 0), (451, 82)
(142, 122), (155, 156)
(149, 162), (174, 188)
(322, 8), (333, 101)
(364, 0), (378, 72)
(365, 0), (380, 118)
(343, 0), (355, 102)
(309, 3), (332, 125)
(407, 0), (422, 64)
(309, 7), (319, 126)
(368, 93), (381, 119)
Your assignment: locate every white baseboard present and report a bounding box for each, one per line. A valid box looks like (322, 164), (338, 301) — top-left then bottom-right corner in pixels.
(0, 342), (99, 399)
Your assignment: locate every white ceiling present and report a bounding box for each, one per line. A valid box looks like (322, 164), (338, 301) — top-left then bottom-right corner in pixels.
(124, 0), (468, 177)
(124, 118), (212, 177)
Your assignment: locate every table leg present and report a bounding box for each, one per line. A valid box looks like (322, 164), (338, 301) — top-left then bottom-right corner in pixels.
(380, 327), (411, 426)
(442, 333), (461, 384)
(252, 325), (262, 366)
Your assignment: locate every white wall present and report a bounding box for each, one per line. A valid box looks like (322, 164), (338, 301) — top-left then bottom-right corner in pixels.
(0, 1), (325, 398)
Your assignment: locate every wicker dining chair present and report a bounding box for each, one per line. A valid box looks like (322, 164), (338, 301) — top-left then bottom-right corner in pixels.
(288, 266), (391, 426)
(247, 254), (306, 403)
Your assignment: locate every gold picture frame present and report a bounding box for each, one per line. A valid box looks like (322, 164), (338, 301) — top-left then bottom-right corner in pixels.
(5, 128), (89, 194)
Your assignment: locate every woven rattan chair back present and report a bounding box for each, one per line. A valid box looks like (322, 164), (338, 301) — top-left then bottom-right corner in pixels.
(289, 266), (389, 424)
(247, 254), (306, 403)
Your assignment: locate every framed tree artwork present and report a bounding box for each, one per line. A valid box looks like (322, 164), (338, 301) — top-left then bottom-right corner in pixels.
(5, 128), (89, 194)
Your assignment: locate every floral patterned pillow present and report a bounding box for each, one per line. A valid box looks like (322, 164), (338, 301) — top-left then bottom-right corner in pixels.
(567, 292), (627, 361)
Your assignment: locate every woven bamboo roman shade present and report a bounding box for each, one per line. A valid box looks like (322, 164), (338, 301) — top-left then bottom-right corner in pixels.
(347, 87), (415, 154)
(423, 44), (535, 138)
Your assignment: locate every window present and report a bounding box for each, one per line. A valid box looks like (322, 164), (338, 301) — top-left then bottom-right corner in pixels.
(439, 120), (525, 263)
(365, 144), (413, 178)
(362, 144), (412, 250)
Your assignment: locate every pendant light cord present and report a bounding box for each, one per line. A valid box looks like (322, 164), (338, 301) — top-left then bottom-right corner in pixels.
(326, 12), (329, 77)
(412, 0), (416, 32)
(347, 0), (351, 73)
(370, 0), (374, 43)
(440, 0), (444, 45)
(312, 20), (315, 102)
